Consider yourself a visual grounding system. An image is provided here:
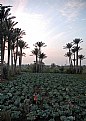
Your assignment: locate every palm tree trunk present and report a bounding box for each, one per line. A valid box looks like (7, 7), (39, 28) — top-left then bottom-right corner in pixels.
(69, 49), (71, 66)
(39, 47), (41, 72)
(11, 48), (13, 72)
(74, 53), (75, 68)
(14, 38), (18, 73)
(0, 35), (3, 80)
(7, 37), (11, 77)
(40, 59), (42, 72)
(76, 44), (78, 73)
(16, 38), (18, 65)
(3, 36), (6, 62)
(19, 48), (22, 72)
(19, 56), (21, 72)
(36, 54), (38, 73)
(80, 59), (81, 67)
(14, 53), (16, 74)
(0, 19), (4, 80)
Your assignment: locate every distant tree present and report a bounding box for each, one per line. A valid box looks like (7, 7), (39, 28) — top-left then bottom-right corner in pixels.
(73, 38), (82, 73)
(63, 43), (72, 65)
(71, 47), (77, 68)
(78, 54), (85, 67)
(64, 51), (72, 66)
(39, 53), (47, 72)
(14, 28), (25, 72)
(18, 40), (28, 71)
(51, 63), (56, 68)
(17, 51), (26, 71)
(32, 47), (39, 72)
(33, 41), (47, 72)
(34, 41), (46, 62)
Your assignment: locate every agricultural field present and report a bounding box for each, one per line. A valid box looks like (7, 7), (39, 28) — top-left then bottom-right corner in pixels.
(0, 73), (86, 121)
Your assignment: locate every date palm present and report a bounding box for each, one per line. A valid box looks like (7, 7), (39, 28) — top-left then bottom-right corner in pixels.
(14, 28), (25, 71)
(71, 47), (77, 68)
(39, 53), (47, 63)
(73, 38), (82, 72)
(5, 20), (18, 78)
(63, 43), (72, 65)
(78, 54), (85, 67)
(34, 41), (46, 50)
(78, 54), (85, 73)
(39, 53), (47, 72)
(32, 48), (39, 72)
(18, 40), (28, 71)
(17, 51), (26, 71)
(65, 52), (72, 65)
(0, 4), (14, 79)
(10, 28), (18, 72)
(34, 41), (46, 60)
(34, 41), (47, 71)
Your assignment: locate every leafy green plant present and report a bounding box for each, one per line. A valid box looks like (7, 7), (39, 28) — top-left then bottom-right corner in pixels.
(0, 72), (86, 121)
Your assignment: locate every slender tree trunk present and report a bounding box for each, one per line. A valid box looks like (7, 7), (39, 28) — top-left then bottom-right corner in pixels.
(40, 59), (42, 72)
(36, 54), (38, 73)
(3, 36), (6, 62)
(0, 35), (3, 80)
(19, 48), (22, 72)
(69, 49), (71, 66)
(15, 38), (18, 65)
(19, 56), (21, 72)
(76, 44), (78, 73)
(38, 47), (41, 72)
(7, 37), (11, 78)
(11, 48), (13, 72)
(79, 59), (82, 73)
(14, 53), (16, 74)
(74, 53), (75, 68)
(0, 19), (4, 80)
(14, 38), (18, 73)
(80, 59), (81, 67)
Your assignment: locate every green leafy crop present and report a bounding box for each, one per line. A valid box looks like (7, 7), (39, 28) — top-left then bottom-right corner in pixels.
(0, 73), (86, 121)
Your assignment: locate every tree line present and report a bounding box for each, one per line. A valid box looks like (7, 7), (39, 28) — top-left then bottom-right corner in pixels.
(63, 38), (85, 73)
(0, 4), (29, 79)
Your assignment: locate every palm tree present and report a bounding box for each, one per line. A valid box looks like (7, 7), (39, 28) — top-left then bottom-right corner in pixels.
(10, 30), (17, 72)
(65, 52), (72, 64)
(0, 4), (13, 79)
(32, 48), (39, 72)
(63, 43), (72, 65)
(71, 47), (76, 68)
(78, 54), (85, 73)
(73, 38), (82, 73)
(34, 41), (47, 71)
(14, 28), (25, 72)
(39, 53), (47, 72)
(6, 21), (18, 67)
(34, 41), (46, 60)
(17, 51), (26, 71)
(78, 54), (85, 67)
(34, 41), (46, 50)
(18, 40), (28, 71)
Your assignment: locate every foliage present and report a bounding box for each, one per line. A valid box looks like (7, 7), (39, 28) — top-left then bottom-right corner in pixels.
(0, 73), (86, 121)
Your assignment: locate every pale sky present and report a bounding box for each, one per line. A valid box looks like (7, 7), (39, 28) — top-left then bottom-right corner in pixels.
(1, 0), (86, 65)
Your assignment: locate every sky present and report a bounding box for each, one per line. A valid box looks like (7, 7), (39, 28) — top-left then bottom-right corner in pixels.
(1, 0), (86, 65)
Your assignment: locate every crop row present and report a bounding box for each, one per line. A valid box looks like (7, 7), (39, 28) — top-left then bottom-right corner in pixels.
(0, 73), (86, 121)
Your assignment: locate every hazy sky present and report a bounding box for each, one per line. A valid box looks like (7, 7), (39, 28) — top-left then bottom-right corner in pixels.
(1, 0), (86, 65)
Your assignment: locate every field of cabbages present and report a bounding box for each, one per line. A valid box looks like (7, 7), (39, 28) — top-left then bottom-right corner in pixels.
(0, 73), (86, 121)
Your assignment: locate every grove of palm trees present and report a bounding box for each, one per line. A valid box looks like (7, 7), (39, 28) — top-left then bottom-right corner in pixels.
(0, 3), (86, 121)
(64, 38), (85, 74)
